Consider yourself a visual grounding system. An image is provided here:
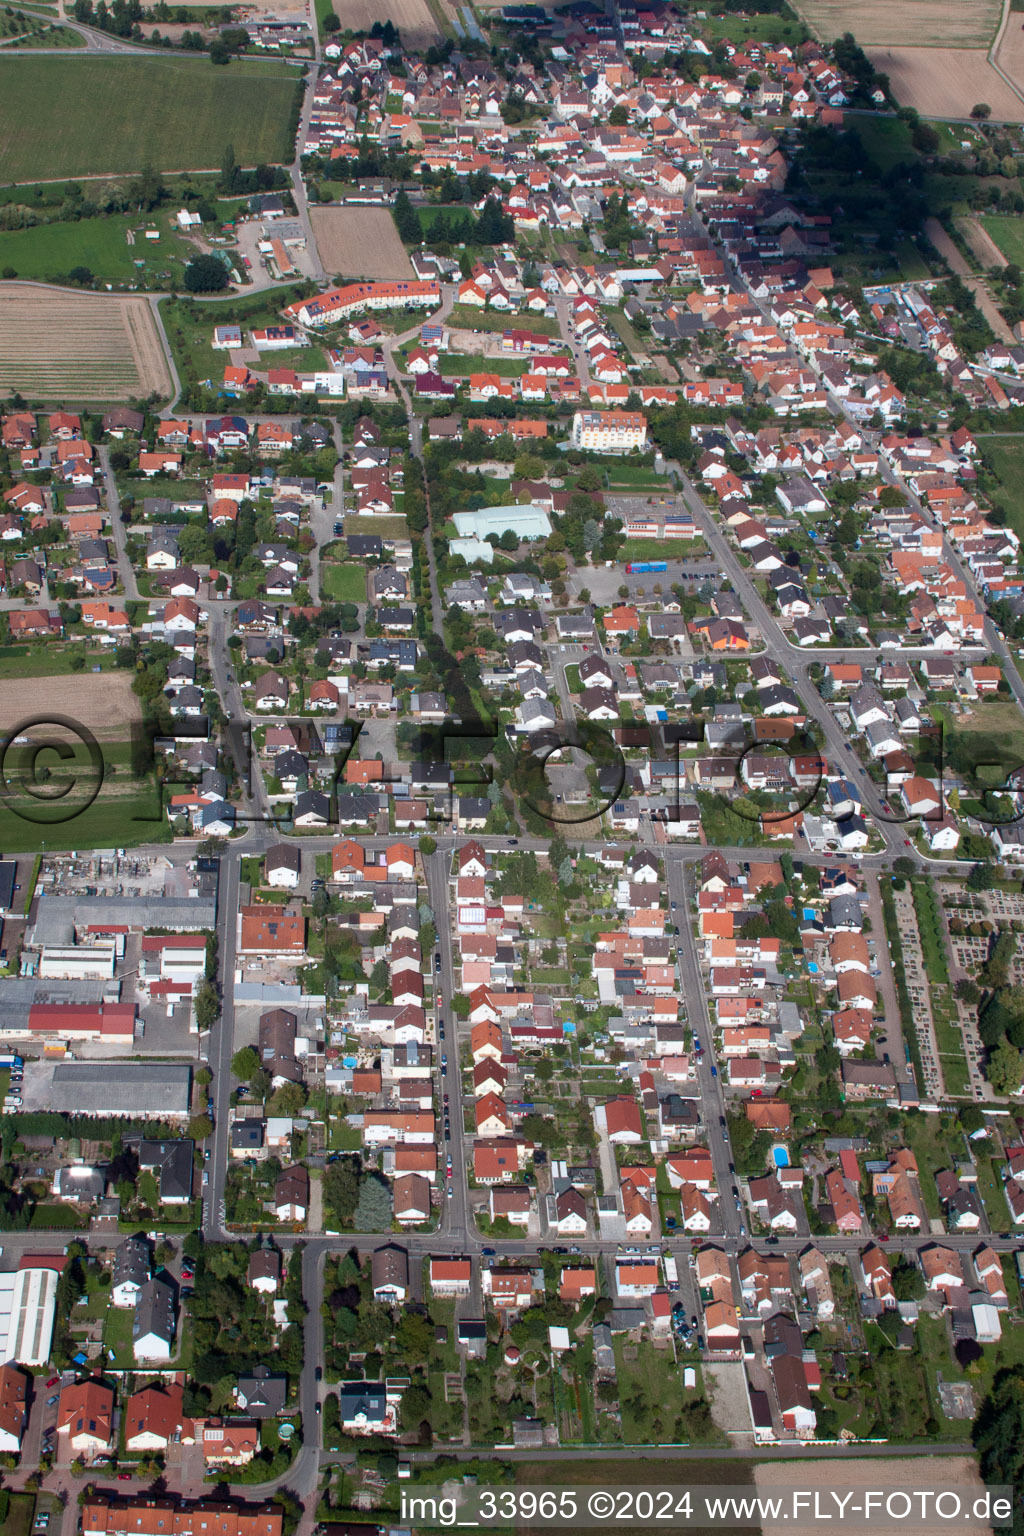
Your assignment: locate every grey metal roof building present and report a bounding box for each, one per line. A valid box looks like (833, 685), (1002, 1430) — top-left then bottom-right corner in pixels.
(31, 894), (216, 946)
(49, 1062), (192, 1118)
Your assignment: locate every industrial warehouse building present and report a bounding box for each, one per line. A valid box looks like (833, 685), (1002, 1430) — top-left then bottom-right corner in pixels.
(47, 1061), (192, 1118)
(0, 1258), (61, 1366)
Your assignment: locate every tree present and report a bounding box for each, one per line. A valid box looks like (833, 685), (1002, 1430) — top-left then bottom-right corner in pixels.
(196, 1067), (212, 1088)
(395, 1310), (434, 1364)
(967, 861), (996, 892)
(400, 1382), (432, 1433)
(959, 1102), (985, 1135)
(419, 834), (437, 856)
(270, 1081), (308, 1117)
(183, 253), (229, 293)
(393, 188), (422, 245)
(607, 103), (629, 125)
(891, 1256), (925, 1301)
(323, 1157), (360, 1226)
(971, 102), (992, 119)
(973, 1364), (1024, 1500)
(955, 977), (981, 1006)
(188, 1113), (213, 1141)
(355, 1172), (392, 1230)
(232, 1046), (260, 1082)
(194, 981), (219, 1030)
(988, 1039), (1024, 1095)
(322, 8), (340, 29)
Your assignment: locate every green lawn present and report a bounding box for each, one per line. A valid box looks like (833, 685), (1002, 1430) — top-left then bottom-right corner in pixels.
(696, 9), (807, 43)
(848, 115), (918, 173)
(5, 1494), (35, 1536)
(102, 1300), (135, 1368)
(619, 537), (705, 562)
(160, 290), (309, 391)
(0, 785), (170, 854)
(979, 435), (1024, 542)
(447, 304), (559, 334)
(437, 353), (531, 377)
(0, 16), (83, 44)
(605, 464), (667, 491)
(321, 563), (367, 603)
(0, 56), (300, 180)
(0, 644), (123, 678)
(981, 215), (1024, 269)
(0, 211), (197, 287)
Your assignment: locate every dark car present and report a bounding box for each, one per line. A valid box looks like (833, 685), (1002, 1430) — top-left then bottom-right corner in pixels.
(315, 1367), (322, 1381)
(435, 953), (442, 972)
(482, 1248), (496, 1256)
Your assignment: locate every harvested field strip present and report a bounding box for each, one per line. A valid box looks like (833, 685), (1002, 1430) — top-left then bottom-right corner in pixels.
(794, 0), (1001, 47)
(0, 283), (172, 401)
(867, 45), (1024, 121)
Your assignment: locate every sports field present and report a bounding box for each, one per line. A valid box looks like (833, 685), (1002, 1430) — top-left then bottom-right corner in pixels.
(0, 56), (299, 180)
(0, 283), (173, 402)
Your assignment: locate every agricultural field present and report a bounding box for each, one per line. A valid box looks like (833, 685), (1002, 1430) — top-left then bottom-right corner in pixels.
(981, 215), (1024, 267)
(310, 206), (414, 280)
(866, 47), (1024, 120)
(996, 20), (1024, 95)
(0, 56), (299, 181)
(755, 1457), (990, 1536)
(0, 675), (165, 853)
(320, 0), (439, 48)
(0, 212), (198, 289)
(0, 672), (140, 738)
(794, 0), (1000, 47)
(0, 283), (173, 402)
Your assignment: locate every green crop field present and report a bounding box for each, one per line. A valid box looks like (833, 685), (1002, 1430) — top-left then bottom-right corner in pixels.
(0, 785), (171, 854)
(0, 212), (196, 287)
(981, 215), (1024, 269)
(0, 56), (300, 181)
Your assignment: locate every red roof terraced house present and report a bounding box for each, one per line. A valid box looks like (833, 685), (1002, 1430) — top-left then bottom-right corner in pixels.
(81, 1494), (283, 1536)
(284, 279), (441, 327)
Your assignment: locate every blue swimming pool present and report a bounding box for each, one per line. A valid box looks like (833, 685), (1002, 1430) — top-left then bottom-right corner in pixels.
(772, 1144), (790, 1168)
